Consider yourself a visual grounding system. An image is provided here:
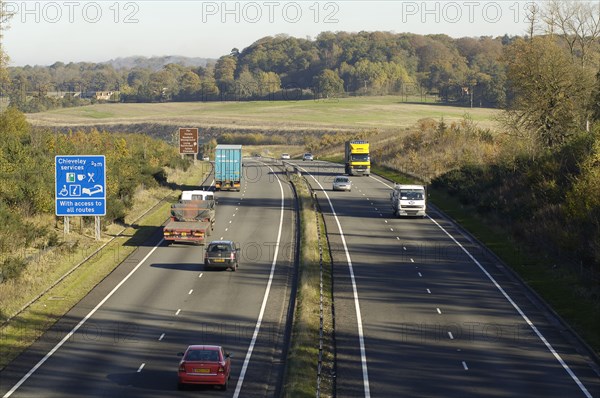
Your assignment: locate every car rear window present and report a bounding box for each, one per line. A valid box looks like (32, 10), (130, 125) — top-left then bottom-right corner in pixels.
(185, 349), (220, 361)
(209, 244), (231, 252)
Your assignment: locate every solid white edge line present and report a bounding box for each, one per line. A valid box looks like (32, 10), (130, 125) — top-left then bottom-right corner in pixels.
(232, 162), (285, 398)
(3, 240), (163, 398)
(369, 174), (593, 398)
(300, 165), (371, 398)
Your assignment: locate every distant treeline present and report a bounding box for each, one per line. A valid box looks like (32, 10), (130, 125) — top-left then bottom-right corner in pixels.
(5, 31), (513, 112)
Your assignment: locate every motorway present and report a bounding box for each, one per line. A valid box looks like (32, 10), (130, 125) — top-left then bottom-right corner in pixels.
(3, 156), (600, 398)
(298, 160), (600, 398)
(0, 159), (297, 397)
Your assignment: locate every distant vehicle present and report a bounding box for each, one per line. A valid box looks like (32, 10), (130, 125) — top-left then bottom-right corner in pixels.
(281, 153), (290, 160)
(204, 240), (239, 271)
(215, 145), (242, 191)
(253, 153), (262, 158)
(332, 176), (352, 191)
(390, 184), (427, 217)
(303, 153), (314, 161)
(177, 345), (232, 391)
(344, 140), (370, 176)
(202, 155), (210, 161)
(163, 190), (215, 245)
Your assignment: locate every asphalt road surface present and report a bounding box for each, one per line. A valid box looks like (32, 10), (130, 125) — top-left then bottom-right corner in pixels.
(297, 159), (600, 398)
(0, 159), (296, 398)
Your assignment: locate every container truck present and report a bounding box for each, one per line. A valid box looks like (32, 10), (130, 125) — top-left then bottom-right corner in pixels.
(390, 184), (427, 217)
(344, 140), (370, 176)
(215, 144), (242, 191)
(163, 190), (216, 245)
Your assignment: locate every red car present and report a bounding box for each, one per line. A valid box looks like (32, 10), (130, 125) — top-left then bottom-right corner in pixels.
(177, 345), (232, 390)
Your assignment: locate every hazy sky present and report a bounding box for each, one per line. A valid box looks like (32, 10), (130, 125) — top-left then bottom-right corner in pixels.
(3, 1), (535, 66)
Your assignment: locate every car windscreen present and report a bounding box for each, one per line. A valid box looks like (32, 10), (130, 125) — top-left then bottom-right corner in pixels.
(400, 190), (424, 200)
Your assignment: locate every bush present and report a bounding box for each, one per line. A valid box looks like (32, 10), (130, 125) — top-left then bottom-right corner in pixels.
(0, 256), (27, 282)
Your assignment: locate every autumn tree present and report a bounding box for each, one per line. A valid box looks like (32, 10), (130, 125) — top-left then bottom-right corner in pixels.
(313, 69), (344, 98)
(542, 0), (600, 67)
(178, 70), (201, 100)
(0, 0), (14, 86)
(503, 36), (594, 148)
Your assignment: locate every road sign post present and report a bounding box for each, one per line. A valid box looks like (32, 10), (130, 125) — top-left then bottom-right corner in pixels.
(55, 155), (106, 239)
(179, 128), (198, 160)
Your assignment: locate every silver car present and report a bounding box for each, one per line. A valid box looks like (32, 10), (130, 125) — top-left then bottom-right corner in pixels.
(332, 176), (352, 191)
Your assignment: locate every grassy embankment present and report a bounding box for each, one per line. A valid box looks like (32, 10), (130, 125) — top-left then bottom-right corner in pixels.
(283, 174), (334, 398)
(0, 162), (210, 369)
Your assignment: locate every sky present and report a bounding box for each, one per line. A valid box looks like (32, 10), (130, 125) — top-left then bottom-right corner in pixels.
(2, 0), (536, 66)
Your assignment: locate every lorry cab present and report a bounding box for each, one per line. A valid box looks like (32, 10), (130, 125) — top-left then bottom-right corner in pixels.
(391, 184), (427, 217)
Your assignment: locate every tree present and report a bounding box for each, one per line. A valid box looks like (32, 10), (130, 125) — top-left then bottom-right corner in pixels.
(179, 70), (201, 100)
(215, 55), (236, 82)
(542, 0), (600, 66)
(313, 69), (344, 98)
(0, 0), (14, 86)
(503, 36), (594, 148)
(255, 71), (281, 97)
(236, 67), (258, 99)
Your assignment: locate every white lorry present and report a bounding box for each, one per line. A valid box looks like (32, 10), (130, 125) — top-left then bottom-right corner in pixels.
(390, 184), (427, 217)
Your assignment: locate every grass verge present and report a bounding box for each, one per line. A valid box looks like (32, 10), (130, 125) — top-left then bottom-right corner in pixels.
(371, 163), (600, 357)
(283, 174), (334, 397)
(0, 162), (210, 370)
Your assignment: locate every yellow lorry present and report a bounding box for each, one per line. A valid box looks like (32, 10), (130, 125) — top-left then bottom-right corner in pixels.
(344, 140), (370, 176)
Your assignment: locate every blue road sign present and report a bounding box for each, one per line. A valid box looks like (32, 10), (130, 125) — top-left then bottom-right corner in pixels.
(55, 155), (106, 216)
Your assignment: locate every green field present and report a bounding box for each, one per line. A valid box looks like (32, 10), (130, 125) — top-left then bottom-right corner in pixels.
(26, 96), (500, 132)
